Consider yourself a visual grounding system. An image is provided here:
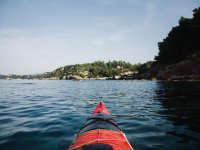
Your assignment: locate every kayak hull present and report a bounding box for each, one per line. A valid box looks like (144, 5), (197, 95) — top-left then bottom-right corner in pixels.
(68, 101), (133, 150)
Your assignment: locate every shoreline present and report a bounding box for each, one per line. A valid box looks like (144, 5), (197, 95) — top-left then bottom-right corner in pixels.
(1, 78), (200, 81)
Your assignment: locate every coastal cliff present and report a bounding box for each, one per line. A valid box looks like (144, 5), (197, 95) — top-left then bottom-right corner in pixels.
(140, 7), (200, 80)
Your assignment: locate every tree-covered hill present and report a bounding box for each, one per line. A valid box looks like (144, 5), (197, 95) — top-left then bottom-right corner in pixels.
(155, 7), (200, 65)
(145, 7), (200, 80)
(44, 61), (139, 79)
(0, 61), (143, 80)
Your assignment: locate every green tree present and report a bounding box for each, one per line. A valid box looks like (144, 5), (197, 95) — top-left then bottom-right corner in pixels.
(155, 7), (200, 65)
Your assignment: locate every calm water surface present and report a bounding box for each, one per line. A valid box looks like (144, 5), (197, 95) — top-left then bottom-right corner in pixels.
(0, 80), (200, 150)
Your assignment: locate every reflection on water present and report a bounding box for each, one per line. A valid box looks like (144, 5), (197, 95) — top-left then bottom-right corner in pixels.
(0, 80), (200, 150)
(154, 81), (200, 149)
(155, 81), (200, 132)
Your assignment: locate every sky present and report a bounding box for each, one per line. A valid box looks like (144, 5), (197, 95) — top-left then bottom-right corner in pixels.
(0, 0), (199, 75)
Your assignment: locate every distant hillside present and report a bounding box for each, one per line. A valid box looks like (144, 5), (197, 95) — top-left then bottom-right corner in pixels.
(43, 61), (140, 80)
(0, 74), (47, 80)
(0, 61), (142, 80)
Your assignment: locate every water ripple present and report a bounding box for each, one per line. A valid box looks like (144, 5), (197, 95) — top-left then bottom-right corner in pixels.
(0, 80), (200, 149)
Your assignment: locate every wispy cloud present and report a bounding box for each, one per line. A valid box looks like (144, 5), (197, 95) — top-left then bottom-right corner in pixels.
(142, 1), (158, 25)
(92, 28), (140, 46)
(91, 33), (126, 46)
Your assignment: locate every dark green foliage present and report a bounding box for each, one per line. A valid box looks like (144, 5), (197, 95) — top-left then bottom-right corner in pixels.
(44, 60), (137, 79)
(137, 61), (154, 74)
(1, 60), (141, 80)
(155, 7), (200, 65)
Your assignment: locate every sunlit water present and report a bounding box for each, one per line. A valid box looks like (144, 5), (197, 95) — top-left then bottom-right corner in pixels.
(0, 80), (200, 150)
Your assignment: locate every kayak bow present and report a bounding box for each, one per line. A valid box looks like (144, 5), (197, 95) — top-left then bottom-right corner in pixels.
(68, 101), (133, 150)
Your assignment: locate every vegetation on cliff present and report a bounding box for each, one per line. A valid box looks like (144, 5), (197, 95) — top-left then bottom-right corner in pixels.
(155, 7), (200, 65)
(138, 7), (200, 80)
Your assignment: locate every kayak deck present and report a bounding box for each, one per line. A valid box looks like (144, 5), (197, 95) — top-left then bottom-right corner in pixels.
(69, 129), (133, 150)
(68, 101), (133, 150)
(92, 101), (110, 115)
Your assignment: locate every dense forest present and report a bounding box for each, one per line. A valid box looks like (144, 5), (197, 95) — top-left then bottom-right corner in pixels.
(0, 61), (141, 80)
(44, 61), (140, 79)
(146, 7), (200, 80)
(155, 7), (200, 65)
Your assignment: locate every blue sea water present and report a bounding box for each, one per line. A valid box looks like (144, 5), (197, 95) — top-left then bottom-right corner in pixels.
(0, 80), (200, 150)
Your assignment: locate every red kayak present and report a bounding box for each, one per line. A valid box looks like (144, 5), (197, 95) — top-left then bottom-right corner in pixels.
(68, 101), (133, 150)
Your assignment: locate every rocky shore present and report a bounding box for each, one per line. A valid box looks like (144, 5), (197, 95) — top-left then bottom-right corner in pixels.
(139, 53), (200, 81)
